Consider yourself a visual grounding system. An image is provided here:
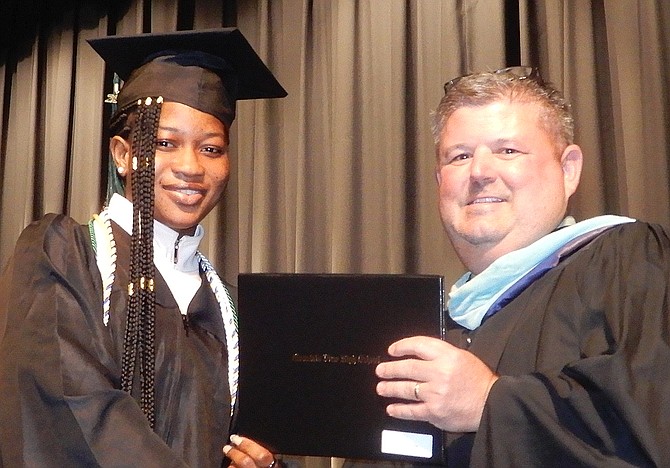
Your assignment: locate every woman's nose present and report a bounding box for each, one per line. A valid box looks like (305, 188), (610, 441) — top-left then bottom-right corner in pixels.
(172, 147), (203, 176)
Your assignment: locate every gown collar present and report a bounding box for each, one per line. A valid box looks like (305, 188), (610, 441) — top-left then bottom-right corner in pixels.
(448, 215), (636, 330)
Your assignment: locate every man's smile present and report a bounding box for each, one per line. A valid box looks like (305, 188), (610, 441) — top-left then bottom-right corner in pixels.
(467, 196), (505, 205)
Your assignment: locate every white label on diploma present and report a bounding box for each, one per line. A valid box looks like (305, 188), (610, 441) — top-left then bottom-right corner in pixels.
(380, 429), (433, 458)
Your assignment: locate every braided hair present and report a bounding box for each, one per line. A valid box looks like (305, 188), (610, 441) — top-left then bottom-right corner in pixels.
(112, 96), (163, 428)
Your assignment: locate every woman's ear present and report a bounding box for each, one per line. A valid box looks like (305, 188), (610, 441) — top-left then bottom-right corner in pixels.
(110, 136), (131, 175)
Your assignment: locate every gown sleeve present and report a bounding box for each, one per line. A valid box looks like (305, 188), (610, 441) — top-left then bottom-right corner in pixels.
(468, 222), (670, 467)
(0, 214), (188, 467)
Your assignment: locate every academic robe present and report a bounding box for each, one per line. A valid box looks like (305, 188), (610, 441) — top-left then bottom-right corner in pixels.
(444, 221), (670, 467)
(0, 214), (233, 467)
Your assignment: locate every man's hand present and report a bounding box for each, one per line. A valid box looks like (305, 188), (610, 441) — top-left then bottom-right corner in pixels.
(223, 434), (277, 468)
(375, 336), (498, 432)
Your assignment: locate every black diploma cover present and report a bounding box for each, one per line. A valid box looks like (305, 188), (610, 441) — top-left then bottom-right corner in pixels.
(235, 273), (446, 464)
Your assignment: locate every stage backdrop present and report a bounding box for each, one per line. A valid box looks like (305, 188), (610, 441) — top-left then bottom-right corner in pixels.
(1, 1), (669, 466)
(1, 0), (669, 291)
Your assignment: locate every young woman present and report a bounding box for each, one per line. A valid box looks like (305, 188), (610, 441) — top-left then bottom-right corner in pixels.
(0, 28), (286, 467)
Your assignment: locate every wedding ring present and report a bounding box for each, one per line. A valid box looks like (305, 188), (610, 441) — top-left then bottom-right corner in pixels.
(414, 382), (421, 401)
(268, 459), (277, 468)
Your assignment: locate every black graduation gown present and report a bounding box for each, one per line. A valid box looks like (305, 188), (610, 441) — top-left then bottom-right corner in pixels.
(0, 213), (233, 467)
(445, 221), (670, 467)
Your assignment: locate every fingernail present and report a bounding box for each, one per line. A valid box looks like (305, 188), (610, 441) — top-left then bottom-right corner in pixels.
(223, 445), (232, 455)
(230, 434), (242, 446)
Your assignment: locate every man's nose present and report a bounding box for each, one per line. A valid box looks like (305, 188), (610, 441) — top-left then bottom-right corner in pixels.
(469, 145), (497, 181)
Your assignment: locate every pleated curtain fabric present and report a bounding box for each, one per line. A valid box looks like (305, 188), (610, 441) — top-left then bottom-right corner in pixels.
(1, 1), (670, 466)
(1, 0), (669, 290)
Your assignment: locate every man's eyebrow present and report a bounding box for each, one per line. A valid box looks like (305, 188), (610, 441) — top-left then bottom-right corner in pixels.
(442, 144), (470, 153)
(443, 138), (520, 151)
(491, 138), (519, 146)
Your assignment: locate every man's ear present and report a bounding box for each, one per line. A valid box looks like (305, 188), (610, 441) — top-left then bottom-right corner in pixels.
(110, 136), (131, 173)
(561, 144), (583, 198)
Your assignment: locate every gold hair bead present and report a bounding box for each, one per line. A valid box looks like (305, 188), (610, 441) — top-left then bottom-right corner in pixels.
(128, 282), (135, 296)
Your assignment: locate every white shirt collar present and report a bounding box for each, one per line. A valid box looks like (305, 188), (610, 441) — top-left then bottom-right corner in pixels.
(107, 193), (203, 272)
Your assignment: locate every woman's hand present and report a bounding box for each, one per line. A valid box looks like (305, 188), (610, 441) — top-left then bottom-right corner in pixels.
(223, 434), (277, 468)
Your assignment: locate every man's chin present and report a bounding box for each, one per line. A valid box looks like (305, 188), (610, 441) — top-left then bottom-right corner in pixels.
(451, 225), (507, 247)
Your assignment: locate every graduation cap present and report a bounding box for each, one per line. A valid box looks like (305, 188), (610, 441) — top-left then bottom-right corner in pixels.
(88, 28), (287, 128)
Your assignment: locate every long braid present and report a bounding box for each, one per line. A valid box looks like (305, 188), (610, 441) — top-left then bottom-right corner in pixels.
(121, 103), (143, 395)
(139, 98), (160, 428)
(121, 96), (162, 428)
(115, 102), (141, 394)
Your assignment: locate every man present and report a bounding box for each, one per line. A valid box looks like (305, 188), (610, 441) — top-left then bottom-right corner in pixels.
(376, 67), (670, 466)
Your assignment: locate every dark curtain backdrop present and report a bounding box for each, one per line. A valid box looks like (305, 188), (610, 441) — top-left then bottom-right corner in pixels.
(1, 0), (669, 291)
(1, 1), (669, 467)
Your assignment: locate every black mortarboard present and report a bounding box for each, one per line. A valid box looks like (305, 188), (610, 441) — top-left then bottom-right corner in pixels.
(88, 28), (287, 127)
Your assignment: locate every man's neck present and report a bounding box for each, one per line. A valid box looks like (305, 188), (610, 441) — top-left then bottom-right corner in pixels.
(455, 217), (575, 275)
